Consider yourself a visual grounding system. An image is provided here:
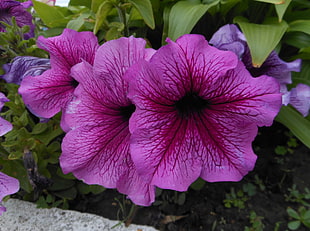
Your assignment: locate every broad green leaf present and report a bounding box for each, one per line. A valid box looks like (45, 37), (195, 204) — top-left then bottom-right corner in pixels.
(275, 0), (292, 22)
(255, 0), (284, 4)
(168, 0), (219, 41)
(234, 17), (288, 67)
(219, 0), (241, 15)
(32, 0), (67, 28)
(69, 0), (91, 8)
(128, 0), (155, 29)
(91, 0), (106, 13)
(284, 32), (310, 49)
(276, 106), (310, 148)
(93, 1), (114, 34)
(289, 20), (310, 35)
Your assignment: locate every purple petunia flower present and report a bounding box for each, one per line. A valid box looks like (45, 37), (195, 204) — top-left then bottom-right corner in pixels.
(60, 37), (155, 206)
(0, 92), (12, 136)
(18, 29), (99, 128)
(289, 84), (310, 117)
(0, 0), (34, 39)
(210, 24), (301, 85)
(1, 56), (50, 85)
(209, 24), (309, 116)
(0, 172), (19, 215)
(124, 34), (282, 191)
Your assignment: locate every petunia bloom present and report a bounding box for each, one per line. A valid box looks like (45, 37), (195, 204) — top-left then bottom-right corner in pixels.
(0, 0), (34, 39)
(18, 29), (99, 127)
(210, 24), (301, 85)
(289, 84), (310, 117)
(0, 92), (12, 136)
(60, 37), (155, 206)
(1, 56), (50, 85)
(125, 34), (282, 191)
(0, 172), (19, 215)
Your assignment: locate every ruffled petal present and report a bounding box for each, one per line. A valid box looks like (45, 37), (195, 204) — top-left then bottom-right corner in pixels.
(289, 83), (310, 117)
(0, 172), (19, 213)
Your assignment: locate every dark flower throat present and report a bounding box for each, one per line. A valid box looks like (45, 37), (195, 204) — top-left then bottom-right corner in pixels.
(119, 104), (136, 121)
(174, 92), (210, 118)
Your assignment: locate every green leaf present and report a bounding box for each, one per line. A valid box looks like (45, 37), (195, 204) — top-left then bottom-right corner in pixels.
(32, 123), (48, 135)
(292, 60), (310, 86)
(287, 207), (300, 219)
(67, 11), (92, 31)
(275, 0), (292, 22)
(32, 0), (67, 28)
(69, 0), (91, 8)
(255, 0), (284, 4)
(234, 17), (288, 67)
(276, 106), (310, 148)
(288, 221), (301, 230)
(128, 0), (155, 29)
(289, 20), (310, 35)
(190, 178), (206, 191)
(168, 0), (219, 41)
(91, 0), (106, 13)
(93, 1), (114, 34)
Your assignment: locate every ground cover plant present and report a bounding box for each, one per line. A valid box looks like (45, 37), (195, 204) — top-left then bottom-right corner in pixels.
(0, 0), (309, 230)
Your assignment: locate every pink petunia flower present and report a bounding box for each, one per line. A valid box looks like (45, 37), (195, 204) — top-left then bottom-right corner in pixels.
(0, 92), (12, 136)
(60, 37), (155, 206)
(0, 172), (19, 215)
(18, 29), (99, 130)
(125, 34), (282, 191)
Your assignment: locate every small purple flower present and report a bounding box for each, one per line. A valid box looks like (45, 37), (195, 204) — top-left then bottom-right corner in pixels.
(289, 84), (310, 117)
(60, 37), (155, 206)
(125, 34), (282, 191)
(0, 92), (12, 136)
(0, 172), (19, 215)
(18, 29), (99, 124)
(210, 24), (305, 114)
(1, 56), (50, 85)
(0, 0), (34, 39)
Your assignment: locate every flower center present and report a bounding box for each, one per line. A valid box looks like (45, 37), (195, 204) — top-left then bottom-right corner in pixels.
(174, 92), (210, 118)
(119, 104), (136, 121)
(70, 79), (79, 88)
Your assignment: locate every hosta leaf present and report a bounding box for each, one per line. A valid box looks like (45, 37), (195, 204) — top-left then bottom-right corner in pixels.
(234, 17), (288, 67)
(168, 0), (219, 41)
(276, 106), (310, 148)
(275, 0), (292, 22)
(128, 0), (155, 29)
(289, 20), (310, 35)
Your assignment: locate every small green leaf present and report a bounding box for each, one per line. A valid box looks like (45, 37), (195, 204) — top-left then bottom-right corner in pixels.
(32, 0), (67, 28)
(128, 0), (155, 29)
(93, 1), (114, 34)
(289, 20), (310, 35)
(234, 17), (288, 67)
(276, 106), (310, 148)
(288, 221), (301, 230)
(168, 0), (219, 41)
(275, 0), (292, 22)
(287, 207), (300, 219)
(32, 123), (48, 135)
